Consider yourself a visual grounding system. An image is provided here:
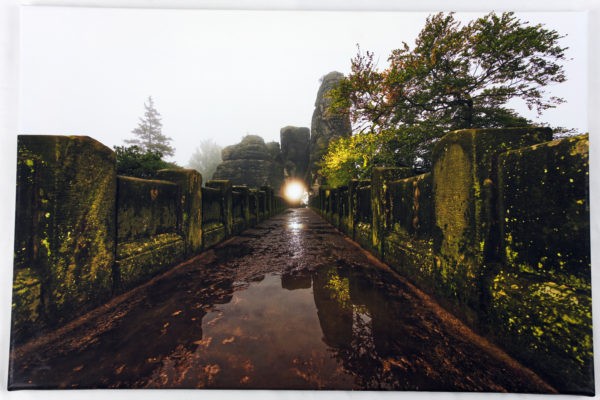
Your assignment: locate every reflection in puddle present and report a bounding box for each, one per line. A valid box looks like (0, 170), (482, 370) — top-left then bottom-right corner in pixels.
(138, 263), (468, 390)
(181, 273), (353, 389)
(9, 260), (499, 390)
(288, 222), (304, 231)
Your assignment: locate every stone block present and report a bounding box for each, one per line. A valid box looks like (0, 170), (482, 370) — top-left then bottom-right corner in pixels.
(233, 185), (250, 230)
(13, 135), (116, 342)
(257, 190), (267, 220)
(115, 176), (185, 291)
(115, 233), (185, 290)
(116, 176), (181, 242)
(248, 189), (259, 226)
(497, 135), (589, 277)
(371, 167), (414, 258)
(156, 169), (203, 256)
(388, 172), (433, 238)
(489, 134), (591, 392)
(206, 180), (232, 237)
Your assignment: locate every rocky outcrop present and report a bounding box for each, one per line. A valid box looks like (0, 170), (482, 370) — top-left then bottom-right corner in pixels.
(280, 126), (310, 182)
(309, 71), (352, 189)
(213, 135), (284, 190)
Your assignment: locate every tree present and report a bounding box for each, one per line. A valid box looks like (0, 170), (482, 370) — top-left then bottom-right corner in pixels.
(125, 96), (175, 157)
(324, 12), (567, 185)
(114, 145), (179, 179)
(319, 130), (402, 187)
(187, 139), (223, 182)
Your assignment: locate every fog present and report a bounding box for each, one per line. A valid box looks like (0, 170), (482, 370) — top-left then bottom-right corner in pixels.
(19, 8), (587, 167)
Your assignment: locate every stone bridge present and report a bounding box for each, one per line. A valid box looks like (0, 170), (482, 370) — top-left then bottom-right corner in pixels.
(9, 128), (592, 394)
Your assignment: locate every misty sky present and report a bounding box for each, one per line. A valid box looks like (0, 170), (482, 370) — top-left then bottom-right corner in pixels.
(19, 7), (587, 167)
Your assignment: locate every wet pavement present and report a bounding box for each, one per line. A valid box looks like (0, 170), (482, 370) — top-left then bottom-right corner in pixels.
(9, 208), (555, 392)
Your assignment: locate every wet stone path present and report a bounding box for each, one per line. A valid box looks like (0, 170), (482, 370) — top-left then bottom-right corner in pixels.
(9, 208), (554, 392)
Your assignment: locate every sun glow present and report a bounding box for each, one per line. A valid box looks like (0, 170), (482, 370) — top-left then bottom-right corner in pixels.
(283, 180), (308, 205)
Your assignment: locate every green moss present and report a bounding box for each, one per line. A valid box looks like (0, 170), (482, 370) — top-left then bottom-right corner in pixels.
(202, 222), (227, 250)
(13, 136), (117, 339)
(498, 134), (589, 278)
(117, 176), (179, 242)
(116, 233), (185, 290)
(11, 268), (43, 338)
(371, 168), (414, 258)
(433, 143), (471, 256)
(490, 268), (593, 392)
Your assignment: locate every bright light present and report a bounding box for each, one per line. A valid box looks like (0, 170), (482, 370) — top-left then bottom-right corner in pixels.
(284, 180), (307, 204)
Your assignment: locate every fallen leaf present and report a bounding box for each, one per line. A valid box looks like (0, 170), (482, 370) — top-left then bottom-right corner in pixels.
(222, 336), (235, 344)
(193, 337), (213, 348)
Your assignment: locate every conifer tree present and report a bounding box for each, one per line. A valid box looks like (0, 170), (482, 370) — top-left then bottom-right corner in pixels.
(125, 96), (175, 157)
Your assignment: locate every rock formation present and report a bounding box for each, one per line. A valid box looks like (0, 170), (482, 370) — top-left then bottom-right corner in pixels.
(309, 71), (352, 190)
(280, 126), (310, 182)
(212, 72), (353, 193)
(213, 135), (284, 190)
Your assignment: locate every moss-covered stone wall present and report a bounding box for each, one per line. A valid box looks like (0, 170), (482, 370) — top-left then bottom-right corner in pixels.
(371, 167), (414, 258)
(115, 176), (185, 290)
(13, 135), (117, 343)
(206, 180), (233, 237)
(232, 186), (250, 235)
(201, 186), (226, 249)
(231, 192), (244, 234)
(310, 128), (592, 392)
(156, 169), (203, 256)
(431, 127), (553, 321)
(13, 135), (285, 345)
(388, 173), (433, 238)
(116, 176), (181, 241)
(490, 134), (592, 393)
(383, 173), (436, 295)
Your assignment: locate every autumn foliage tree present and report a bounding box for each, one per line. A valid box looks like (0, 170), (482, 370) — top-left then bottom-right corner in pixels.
(322, 12), (568, 185)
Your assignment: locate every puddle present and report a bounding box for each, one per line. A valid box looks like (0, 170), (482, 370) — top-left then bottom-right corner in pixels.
(136, 263), (474, 390)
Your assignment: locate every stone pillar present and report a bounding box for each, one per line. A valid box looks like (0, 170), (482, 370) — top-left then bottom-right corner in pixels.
(257, 190), (267, 221)
(260, 185), (273, 217)
(206, 180), (233, 237)
(347, 180), (359, 238)
(249, 189), (259, 225)
(13, 135), (116, 342)
(371, 167), (414, 259)
(156, 169), (203, 256)
(233, 185), (251, 228)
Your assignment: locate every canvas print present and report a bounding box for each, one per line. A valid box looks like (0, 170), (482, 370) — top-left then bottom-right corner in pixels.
(8, 6), (593, 395)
